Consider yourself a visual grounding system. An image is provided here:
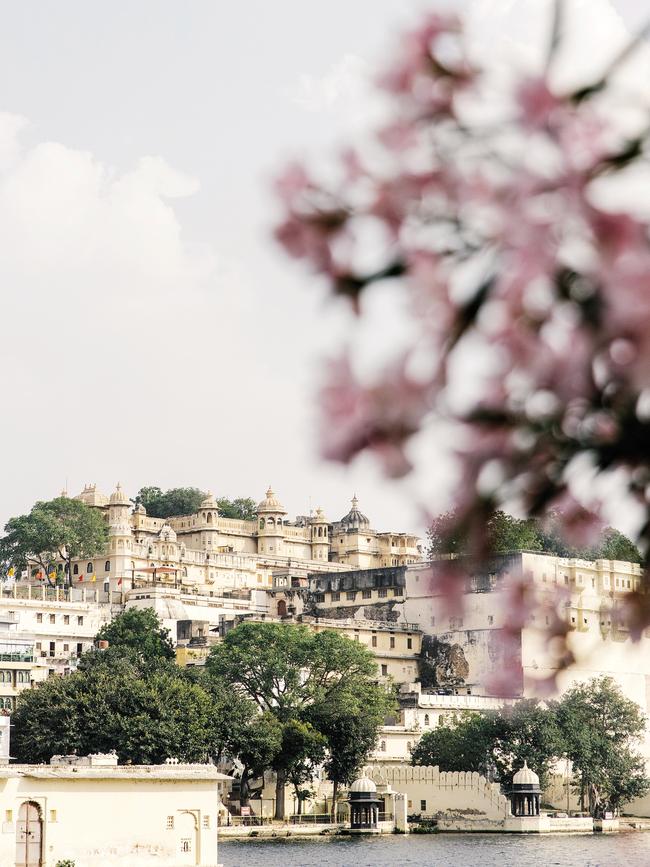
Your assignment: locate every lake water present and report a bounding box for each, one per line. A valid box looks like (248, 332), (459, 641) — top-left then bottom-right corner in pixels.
(220, 832), (650, 867)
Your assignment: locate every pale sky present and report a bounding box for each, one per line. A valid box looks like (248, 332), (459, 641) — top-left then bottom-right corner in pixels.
(0, 0), (646, 535)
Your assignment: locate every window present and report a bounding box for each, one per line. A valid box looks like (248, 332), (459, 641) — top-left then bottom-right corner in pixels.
(346, 591), (356, 601)
(407, 741), (412, 753)
(202, 815), (210, 829)
(362, 589), (372, 599)
(407, 637), (412, 649)
(166, 816), (174, 830)
(16, 670), (30, 684)
(381, 664), (388, 676)
(488, 615), (494, 625)
(331, 592), (340, 601)
(424, 714), (430, 726)
(378, 588), (388, 598)
(36, 613), (43, 623)
(49, 614), (55, 624)
(0, 671), (12, 683)
(390, 637), (395, 649)
(64, 615), (70, 625)
(49, 642), (55, 656)
(63, 644), (69, 652)
(380, 740), (386, 752)
(180, 840), (191, 853)
(86, 562), (93, 573)
(420, 799), (427, 812)
(77, 616), (84, 626)
(35, 643), (41, 650)
(104, 560), (111, 571)
(76, 643), (83, 656)
(393, 587), (403, 596)
(50, 810), (57, 822)
(73, 564), (78, 575)
(371, 635), (377, 647)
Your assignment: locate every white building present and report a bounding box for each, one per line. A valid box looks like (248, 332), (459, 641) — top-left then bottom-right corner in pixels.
(3, 752), (229, 867)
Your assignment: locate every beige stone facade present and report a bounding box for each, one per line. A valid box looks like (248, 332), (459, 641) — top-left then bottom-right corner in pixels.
(52, 485), (421, 597)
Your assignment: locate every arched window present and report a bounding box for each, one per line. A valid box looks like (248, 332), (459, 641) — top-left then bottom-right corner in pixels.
(424, 714), (430, 726)
(73, 564), (78, 575)
(406, 741), (412, 753)
(268, 517), (275, 527)
(380, 741), (386, 752)
(104, 560), (110, 572)
(207, 513), (213, 524)
(86, 562), (93, 573)
(259, 518), (265, 529)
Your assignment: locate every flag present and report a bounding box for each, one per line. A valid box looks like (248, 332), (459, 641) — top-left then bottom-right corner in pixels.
(117, 578), (122, 586)
(7, 567), (14, 578)
(78, 575), (84, 582)
(36, 571), (44, 581)
(48, 571), (56, 581)
(91, 574), (96, 582)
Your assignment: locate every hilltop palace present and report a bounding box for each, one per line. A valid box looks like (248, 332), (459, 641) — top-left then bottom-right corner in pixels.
(61, 484), (422, 594)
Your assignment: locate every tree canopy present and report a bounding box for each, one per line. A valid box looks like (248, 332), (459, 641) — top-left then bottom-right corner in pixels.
(94, 608), (175, 662)
(0, 497), (107, 586)
(133, 486), (257, 520)
(133, 487), (206, 518)
(428, 509), (642, 564)
(207, 621), (392, 819)
(411, 679), (649, 814)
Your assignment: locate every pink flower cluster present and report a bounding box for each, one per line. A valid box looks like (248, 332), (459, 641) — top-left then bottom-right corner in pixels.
(274, 8), (650, 678)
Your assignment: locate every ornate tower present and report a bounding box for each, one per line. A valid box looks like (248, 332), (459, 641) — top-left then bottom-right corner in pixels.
(197, 492), (219, 551)
(310, 507), (329, 562)
(256, 486), (287, 556)
(107, 483), (133, 581)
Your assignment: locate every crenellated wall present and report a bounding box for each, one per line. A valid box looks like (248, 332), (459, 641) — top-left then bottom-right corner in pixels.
(364, 764), (511, 820)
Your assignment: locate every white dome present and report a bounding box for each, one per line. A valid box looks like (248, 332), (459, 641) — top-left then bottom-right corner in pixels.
(512, 761), (539, 786)
(109, 483), (130, 506)
(199, 492), (218, 510)
(349, 775), (377, 794)
(257, 486), (287, 514)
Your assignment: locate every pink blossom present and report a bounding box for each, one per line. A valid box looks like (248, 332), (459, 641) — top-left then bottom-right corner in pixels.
(516, 77), (562, 130)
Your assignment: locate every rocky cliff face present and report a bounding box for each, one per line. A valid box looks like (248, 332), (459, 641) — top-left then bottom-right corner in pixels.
(418, 635), (470, 688)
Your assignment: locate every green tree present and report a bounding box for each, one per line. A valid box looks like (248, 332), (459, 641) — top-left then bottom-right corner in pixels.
(0, 497), (107, 587)
(310, 681), (394, 819)
(216, 497), (258, 521)
(557, 677), (650, 815)
(12, 657), (214, 764)
(232, 712), (283, 807)
(133, 487), (206, 518)
(279, 719), (327, 815)
(206, 622), (380, 819)
(94, 608), (175, 662)
(428, 510), (542, 558)
(491, 700), (564, 790)
(411, 711), (497, 776)
(592, 528), (642, 564)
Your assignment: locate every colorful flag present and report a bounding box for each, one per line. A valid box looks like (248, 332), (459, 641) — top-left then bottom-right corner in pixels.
(7, 567), (14, 578)
(91, 574), (96, 582)
(117, 578), (122, 586)
(78, 574), (84, 582)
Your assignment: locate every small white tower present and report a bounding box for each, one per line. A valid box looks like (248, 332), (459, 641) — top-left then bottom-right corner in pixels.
(256, 486), (287, 556)
(310, 507), (329, 562)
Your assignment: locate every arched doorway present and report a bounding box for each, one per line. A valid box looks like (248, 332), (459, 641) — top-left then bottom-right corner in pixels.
(15, 801), (42, 867)
(277, 600), (287, 617)
(176, 811), (199, 865)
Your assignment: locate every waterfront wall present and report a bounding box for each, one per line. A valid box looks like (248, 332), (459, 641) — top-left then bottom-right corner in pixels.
(365, 764), (510, 820)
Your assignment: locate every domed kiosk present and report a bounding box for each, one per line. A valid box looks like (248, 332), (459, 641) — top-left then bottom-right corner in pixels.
(508, 761), (541, 817)
(348, 775), (382, 833)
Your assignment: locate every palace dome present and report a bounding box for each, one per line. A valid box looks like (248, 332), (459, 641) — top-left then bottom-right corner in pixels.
(349, 776), (377, 794)
(339, 496), (370, 530)
(109, 483), (130, 506)
(313, 506), (327, 523)
(512, 761), (539, 786)
(199, 492), (218, 510)
(257, 486), (287, 514)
